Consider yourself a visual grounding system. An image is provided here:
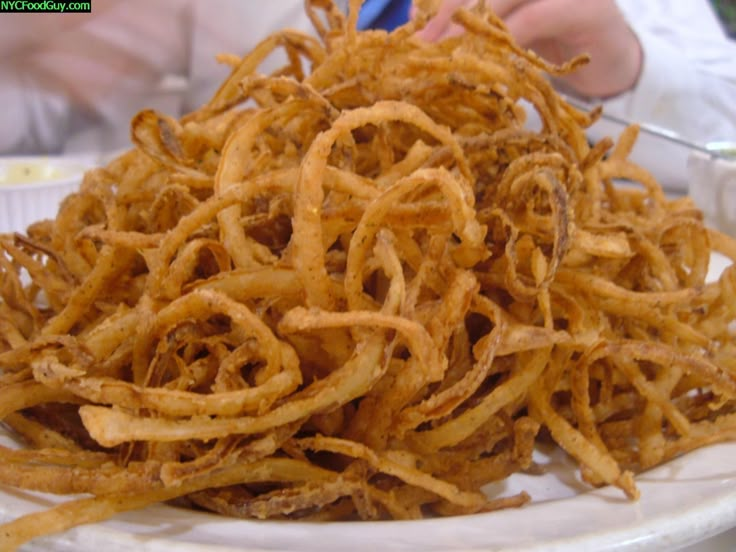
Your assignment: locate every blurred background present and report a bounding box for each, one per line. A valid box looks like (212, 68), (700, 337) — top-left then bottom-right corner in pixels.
(711, 0), (736, 37)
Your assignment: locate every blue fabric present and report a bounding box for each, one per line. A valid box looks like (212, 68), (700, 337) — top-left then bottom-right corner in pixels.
(357, 0), (393, 29)
(357, 0), (412, 31)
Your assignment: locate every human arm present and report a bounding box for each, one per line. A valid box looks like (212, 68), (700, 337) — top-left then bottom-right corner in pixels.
(0, 0), (319, 155)
(0, 1), (189, 155)
(416, 0), (643, 99)
(0, 13), (93, 153)
(601, 0), (736, 146)
(185, 0), (316, 111)
(415, 0), (736, 146)
(0, 61), (71, 154)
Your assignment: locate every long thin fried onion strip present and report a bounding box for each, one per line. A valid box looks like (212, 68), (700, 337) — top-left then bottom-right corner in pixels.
(0, 0), (735, 549)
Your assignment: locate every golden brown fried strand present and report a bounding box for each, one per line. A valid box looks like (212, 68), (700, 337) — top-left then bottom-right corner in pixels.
(293, 100), (475, 310)
(42, 246), (137, 336)
(0, 381), (78, 420)
(0, 0), (735, 546)
(296, 435), (489, 510)
(1, 412), (86, 452)
(528, 367), (639, 500)
(413, 348), (551, 451)
(32, 352), (299, 418)
(0, 458), (334, 551)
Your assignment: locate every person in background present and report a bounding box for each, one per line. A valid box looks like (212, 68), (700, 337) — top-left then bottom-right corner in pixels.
(360, 0), (736, 151)
(2, 0), (734, 158)
(0, 0), (313, 156)
(355, 0), (412, 30)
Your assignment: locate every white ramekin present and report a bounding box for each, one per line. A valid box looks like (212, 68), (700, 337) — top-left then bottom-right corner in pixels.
(688, 143), (736, 237)
(0, 156), (95, 234)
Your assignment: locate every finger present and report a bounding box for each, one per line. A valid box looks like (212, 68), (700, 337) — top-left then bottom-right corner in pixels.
(502, 0), (580, 47)
(418, 0), (535, 42)
(487, 0), (535, 18)
(417, 0), (475, 41)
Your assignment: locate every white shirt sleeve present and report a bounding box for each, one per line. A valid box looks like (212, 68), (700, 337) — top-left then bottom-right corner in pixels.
(0, 0), (191, 155)
(4, 0), (731, 155)
(0, 0), (315, 156)
(186, 0), (315, 112)
(601, 0), (736, 146)
(0, 62), (71, 153)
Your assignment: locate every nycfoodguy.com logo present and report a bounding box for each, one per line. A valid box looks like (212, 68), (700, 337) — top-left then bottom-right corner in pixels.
(0, 0), (91, 12)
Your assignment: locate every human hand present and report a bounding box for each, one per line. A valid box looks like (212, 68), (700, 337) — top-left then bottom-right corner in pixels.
(414, 0), (643, 99)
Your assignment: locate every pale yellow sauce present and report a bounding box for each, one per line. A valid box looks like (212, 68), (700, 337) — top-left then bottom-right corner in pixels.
(0, 162), (71, 185)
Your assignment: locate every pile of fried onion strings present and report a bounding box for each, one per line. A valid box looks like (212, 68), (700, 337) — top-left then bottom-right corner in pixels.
(1, 0), (736, 548)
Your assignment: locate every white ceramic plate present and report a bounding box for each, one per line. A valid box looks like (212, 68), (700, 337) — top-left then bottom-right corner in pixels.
(1, 253), (733, 552)
(2, 436), (735, 552)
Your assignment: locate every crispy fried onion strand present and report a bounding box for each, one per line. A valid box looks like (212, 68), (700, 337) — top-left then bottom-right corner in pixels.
(1, 0), (735, 548)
